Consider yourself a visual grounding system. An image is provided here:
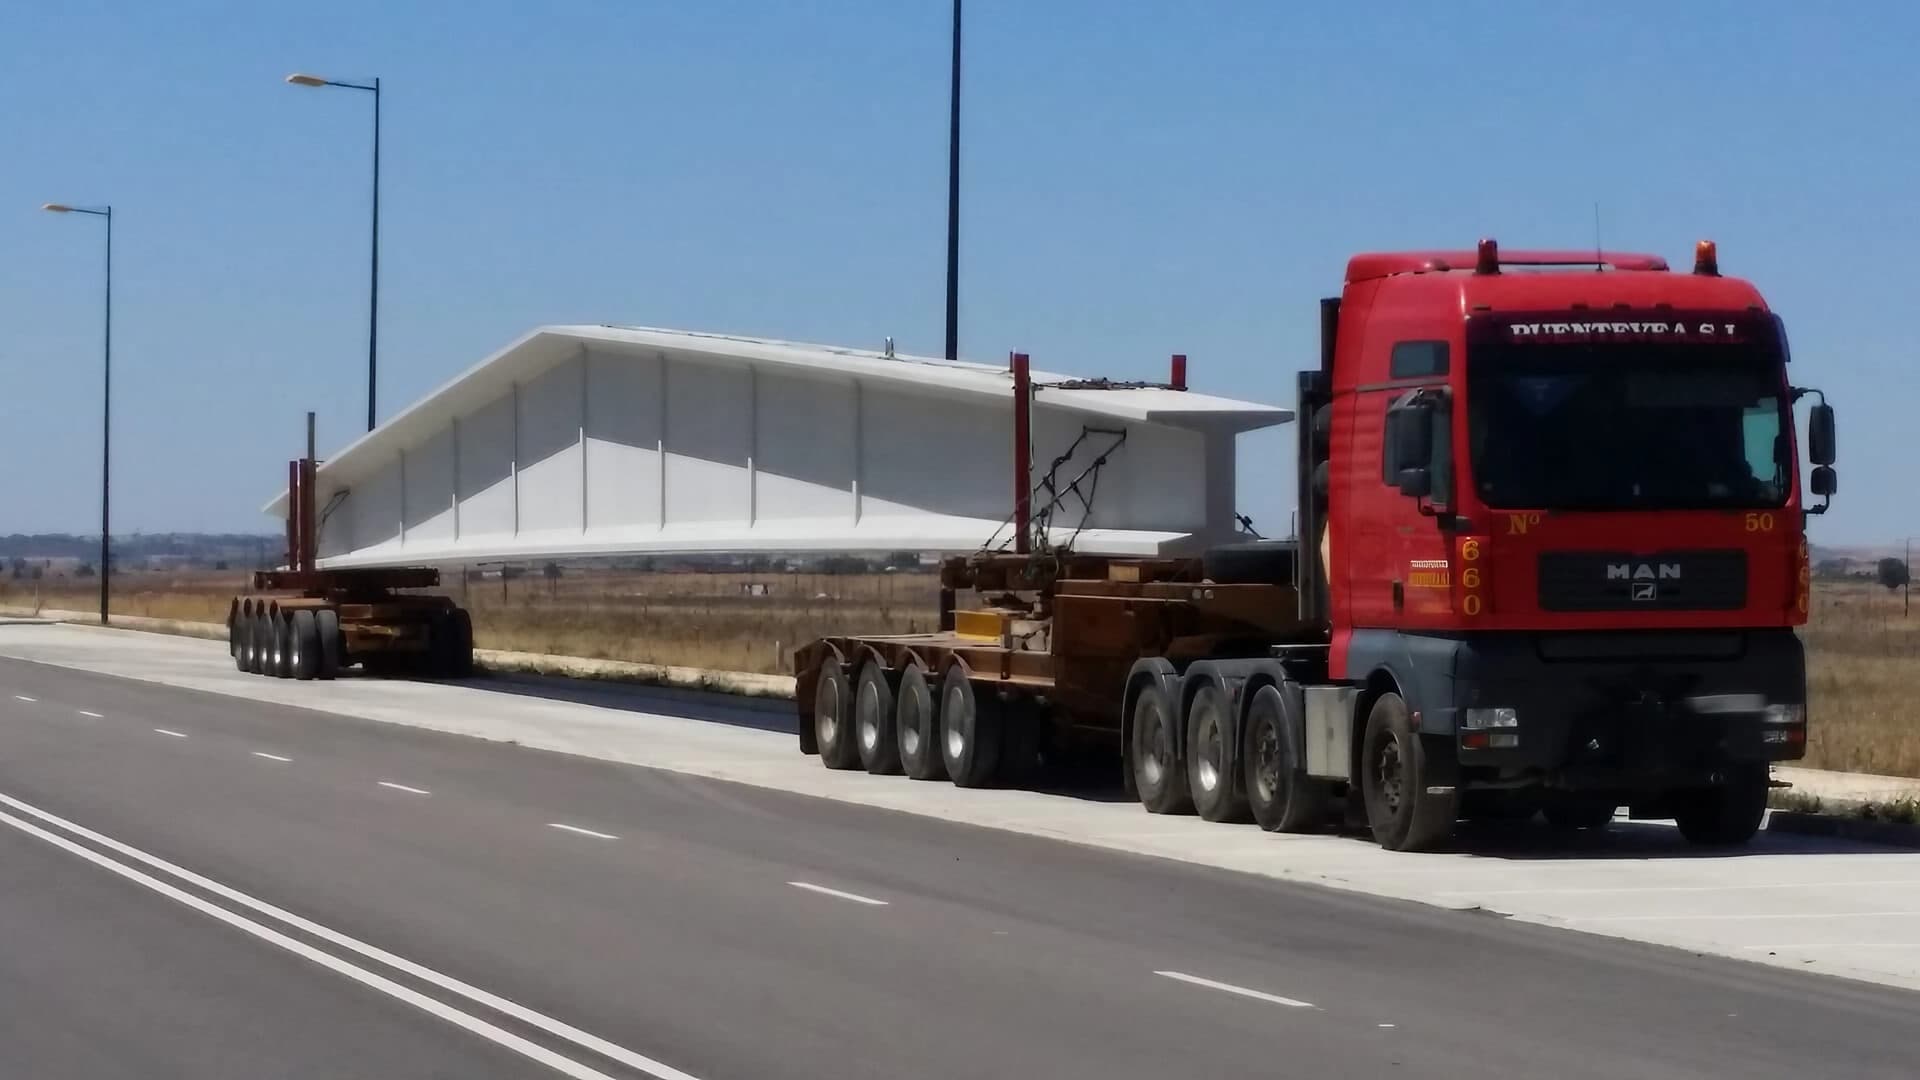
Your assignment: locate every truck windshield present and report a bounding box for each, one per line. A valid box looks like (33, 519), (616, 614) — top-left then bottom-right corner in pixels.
(1468, 345), (1789, 510)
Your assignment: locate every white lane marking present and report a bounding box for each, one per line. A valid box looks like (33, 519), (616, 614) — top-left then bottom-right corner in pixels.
(1153, 970), (1315, 1009)
(1575, 911), (1920, 923)
(153, 728), (189, 739)
(378, 781), (431, 796)
(1445, 879), (1920, 898)
(787, 881), (889, 906)
(0, 790), (701, 1080)
(1742, 943), (1920, 950)
(1378, 1023), (1396, 1029)
(0, 806), (655, 1080)
(12, 695), (36, 702)
(252, 752), (293, 763)
(548, 823), (619, 841)
(78, 710), (104, 718)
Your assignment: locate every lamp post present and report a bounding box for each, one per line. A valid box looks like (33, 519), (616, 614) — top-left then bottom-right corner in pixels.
(944, 0), (961, 362)
(286, 72), (381, 432)
(41, 202), (112, 625)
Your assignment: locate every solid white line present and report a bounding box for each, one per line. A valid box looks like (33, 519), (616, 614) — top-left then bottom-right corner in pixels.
(378, 781), (431, 796)
(0, 790), (701, 1080)
(1153, 970), (1315, 1009)
(12, 695), (36, 702)
(0, 805), (640, 1080)
(1575, 911), (1920, 923)
(78, 710), (104, 719)
(1444, 879), (1920, 898)
(252, 752), (293, 763)
(1743, 943), (1920, 950)
(787, 881), (889, 907)
(153, 728), (188, 739)
(548, 823), (619, 841)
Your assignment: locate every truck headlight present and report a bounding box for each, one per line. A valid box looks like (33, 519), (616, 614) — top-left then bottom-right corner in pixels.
(1462, 707), (1519, 730)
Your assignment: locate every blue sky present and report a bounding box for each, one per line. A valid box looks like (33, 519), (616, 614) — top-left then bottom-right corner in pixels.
(1, 1), (1910, 544)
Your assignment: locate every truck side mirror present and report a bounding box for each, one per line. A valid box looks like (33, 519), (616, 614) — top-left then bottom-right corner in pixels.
(1808, 402), (1836, 466)
(1811, 465), (1837, 497)
(1385, 396), (1433, 496)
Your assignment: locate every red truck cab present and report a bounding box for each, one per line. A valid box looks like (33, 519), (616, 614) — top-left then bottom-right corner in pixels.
(1294, 240), (1838, 847)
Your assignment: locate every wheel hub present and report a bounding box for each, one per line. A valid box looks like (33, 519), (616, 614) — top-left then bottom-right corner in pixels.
(1375, 739), (1404, 814)
(1253, 725), (1281, 802)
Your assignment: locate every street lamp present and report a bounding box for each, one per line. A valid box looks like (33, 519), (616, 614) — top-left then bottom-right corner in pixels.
(42, 202), (113, 625)
(943, 0), (962, 362)
(286, 71), (381, 432)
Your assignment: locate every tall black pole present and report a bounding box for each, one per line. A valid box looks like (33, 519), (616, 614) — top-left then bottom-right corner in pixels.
(100, 207), (113, 626)
(368, 77), (381, 432)
(943, 0), (962, 362)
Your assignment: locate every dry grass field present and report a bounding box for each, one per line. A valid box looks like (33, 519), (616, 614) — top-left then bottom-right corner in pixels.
(2, 569), (1913, 777)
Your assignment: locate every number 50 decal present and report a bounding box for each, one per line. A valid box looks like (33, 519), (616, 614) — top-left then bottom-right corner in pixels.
(1457, 537), (1488, 616)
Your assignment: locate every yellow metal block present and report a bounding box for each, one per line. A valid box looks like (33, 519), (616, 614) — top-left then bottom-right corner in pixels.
(953, 609), (1009, 641)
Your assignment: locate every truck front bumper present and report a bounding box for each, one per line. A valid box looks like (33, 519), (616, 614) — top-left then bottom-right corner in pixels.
(1435, 629), (1807, 786)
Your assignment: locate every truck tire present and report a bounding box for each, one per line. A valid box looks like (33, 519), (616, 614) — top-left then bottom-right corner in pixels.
(1201, 541), (1296, 586)
(232, 610), (252, 673)
(1543, 793), (1617, 831)
(1674, 765), (1769, 846)
(1242, 684), (1329, 833)
(895, 662), (947, 781)
(290, 610), (320, 681)
(1186, 685), (1250, 822)
(813, 656), (860, 770)
(315, 609), (341, 680)
(1360, 692), (1457, 851)
(939, 665), (1002, 789)
(1130, 681), (1192, 815)
(854, 661), (902, 775)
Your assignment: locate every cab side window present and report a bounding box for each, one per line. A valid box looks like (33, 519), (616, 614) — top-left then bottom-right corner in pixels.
(1390, 341), (1448, 379)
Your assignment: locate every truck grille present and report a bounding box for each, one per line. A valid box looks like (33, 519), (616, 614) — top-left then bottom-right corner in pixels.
(1537, 550), (1747, 612)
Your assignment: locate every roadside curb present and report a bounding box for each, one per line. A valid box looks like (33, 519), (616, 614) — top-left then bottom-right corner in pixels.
(1767, 811), (1920, 850)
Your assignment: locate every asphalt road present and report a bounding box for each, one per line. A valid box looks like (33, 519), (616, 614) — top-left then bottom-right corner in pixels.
(0, 655), (1914, 1080)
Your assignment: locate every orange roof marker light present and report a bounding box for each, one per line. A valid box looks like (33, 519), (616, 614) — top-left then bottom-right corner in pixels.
(1475, 237), (1500, 275)
(1694, 239), (1719, 277)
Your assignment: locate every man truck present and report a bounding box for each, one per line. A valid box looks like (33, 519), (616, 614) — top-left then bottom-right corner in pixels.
(796, 239), (1838, 851)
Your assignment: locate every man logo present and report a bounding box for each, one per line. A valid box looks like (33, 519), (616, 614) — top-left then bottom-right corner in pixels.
(1631, 582), (1659, 602)
(1606, 562), (1682, 581)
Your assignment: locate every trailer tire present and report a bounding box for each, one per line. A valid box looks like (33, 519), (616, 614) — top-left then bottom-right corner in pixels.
(813, 656), (860, 770)
(1131, 681), (1192, 815)
(1673, 765), (1769, 846)
(290, 610), (320, 681)
(315, 609), (341, 680)
(895, 663), (946, 781)
(249, 611), (273, 675)
(939, 666), (1002, 789)
(232, 609), (252, 673)
(270, 612), (295, 678)
(1243, 684), (1328, 833)
(1186, 685), (1250, 822)
(1360, 692), (1457, 851)
(447, 608), (475, 678)
(854, 661), (902, 775)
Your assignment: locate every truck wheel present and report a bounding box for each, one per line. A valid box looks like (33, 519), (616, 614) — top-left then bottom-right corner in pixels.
(854, 661), (902, 775)
(1543, 793), (1617, 831)
(939, 665), (1002, 789)
(249, 611), (273, 675)
(1131, 681), (1192, 815)
(232, 609), (252, 673)
(813, 657), (860, 770)
(1360, 692), (1457, 851)
(315, 609), (341, 680)
(895, 663), (947, 781)
(290, 610), (320, 681)
(1674, 765), (1769, 846)
(1243, 684), (1329, 832)
(447, 608), (475, 678)
(1186, 685), (1250, 822)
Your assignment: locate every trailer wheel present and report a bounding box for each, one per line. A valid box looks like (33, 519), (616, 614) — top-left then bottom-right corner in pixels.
(854, 661), (902, 775)
(1186, 685), (1250, 822)
(939, 665), (1002, 789)
(814, 656), (860, 770)
(1242, 684), (1328, 832)
(1673, 765), (1768, 846)
(1360, 692), (1457, 851)
(895, 663), (946, 781)
(271, 612), (296, 678)
(290, 610), (320, 681)
(232, 608), (252, 673)
(249, 611), (273, 675)
(1130, 681), (1192, 815)
(314, 609), (341, 680)
(447, 608), (475, 678)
